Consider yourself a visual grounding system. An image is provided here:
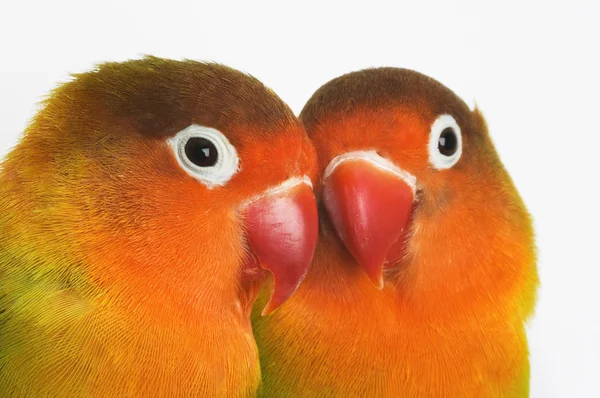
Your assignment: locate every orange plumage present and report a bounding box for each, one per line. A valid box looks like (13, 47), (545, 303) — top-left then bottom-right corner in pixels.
(0, 56), (318, 396)
(252, 68), (538, 396)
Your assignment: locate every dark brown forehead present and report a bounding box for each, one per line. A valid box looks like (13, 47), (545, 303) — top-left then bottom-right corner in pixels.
(300, 67), (471, 132)
(42, 56), (296, 139)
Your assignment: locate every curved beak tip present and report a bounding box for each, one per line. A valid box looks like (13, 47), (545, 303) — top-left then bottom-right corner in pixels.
(260, 275), (307, 316)
(371, 273), (385, 290)
(358, 256), (386, 290)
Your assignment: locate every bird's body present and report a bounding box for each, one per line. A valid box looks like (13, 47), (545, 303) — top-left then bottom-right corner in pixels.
(255, 227), (532, 397)
(0, 57), (318, 396)
(253, 68), (538, 397)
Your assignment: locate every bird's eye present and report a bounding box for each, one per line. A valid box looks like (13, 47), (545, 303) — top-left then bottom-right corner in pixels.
(428, 114), (463, 169)
(438, 128), (458, 156)
(167, 124), (240, 188)
(184, 137), (218, 167)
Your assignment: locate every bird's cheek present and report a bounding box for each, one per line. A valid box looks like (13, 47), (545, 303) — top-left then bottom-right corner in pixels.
(322, 157), (415, 289)
(241, 180), (318, 315)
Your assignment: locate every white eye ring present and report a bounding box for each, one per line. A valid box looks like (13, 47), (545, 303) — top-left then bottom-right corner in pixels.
(428, 114), (463, 170)
(167, 124), (240, 188)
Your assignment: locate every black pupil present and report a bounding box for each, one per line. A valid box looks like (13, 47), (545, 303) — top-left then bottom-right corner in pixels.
(184, 137), (218, 167)
(438, 128), (458, 156)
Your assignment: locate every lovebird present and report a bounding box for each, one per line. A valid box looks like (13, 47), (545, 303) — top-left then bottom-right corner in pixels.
(252, 68), (539, 397)
(0, 56), (319, 396)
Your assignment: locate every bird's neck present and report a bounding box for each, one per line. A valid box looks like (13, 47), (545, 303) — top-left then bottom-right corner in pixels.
(0, 220), (262, 396)
(0, 189), (262, 396)
(309, 214), (536, 323)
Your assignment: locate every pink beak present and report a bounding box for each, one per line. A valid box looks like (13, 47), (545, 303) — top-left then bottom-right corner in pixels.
(322, 156), (415, 289)
(243, 180), (318, 315)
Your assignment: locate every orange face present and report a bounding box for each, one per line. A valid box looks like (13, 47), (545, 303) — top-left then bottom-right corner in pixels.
(7, 57), (319, 318)
(302, 69), (537, 317)
(250, 68), (538, 397)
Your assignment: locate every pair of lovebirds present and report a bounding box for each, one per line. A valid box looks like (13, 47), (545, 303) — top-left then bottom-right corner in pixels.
(0, 56), (538, 397)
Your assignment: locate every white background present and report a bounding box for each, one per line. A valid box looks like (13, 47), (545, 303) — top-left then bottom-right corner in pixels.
(1, 1), (598, 396)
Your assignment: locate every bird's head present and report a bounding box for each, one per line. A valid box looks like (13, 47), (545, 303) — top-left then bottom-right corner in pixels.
(300, 68), (537, 315)
(3, 56), (318, 316)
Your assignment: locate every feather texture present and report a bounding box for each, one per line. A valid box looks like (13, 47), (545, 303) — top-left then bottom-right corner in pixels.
(252, 68), (538, 397)
(0, 56), (316, 396)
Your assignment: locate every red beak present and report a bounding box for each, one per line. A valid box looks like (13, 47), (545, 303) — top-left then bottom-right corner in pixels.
(322, 152), (415, 289)
(243, 178), (318, 315)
